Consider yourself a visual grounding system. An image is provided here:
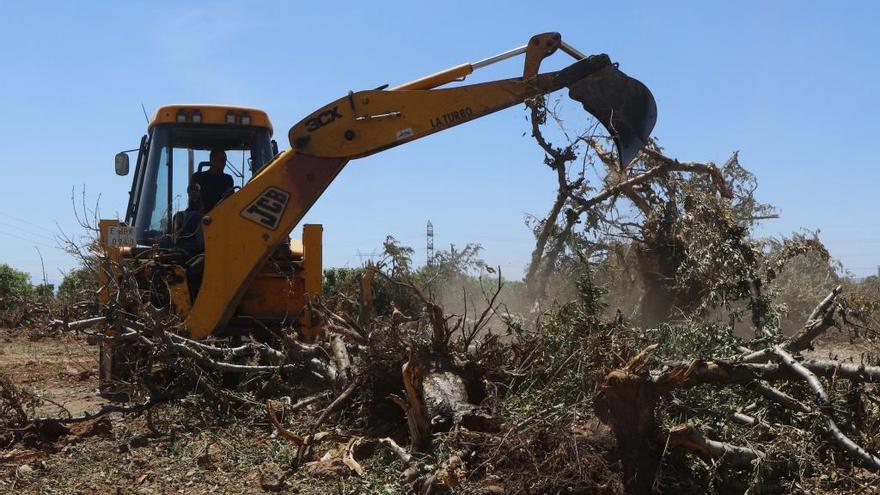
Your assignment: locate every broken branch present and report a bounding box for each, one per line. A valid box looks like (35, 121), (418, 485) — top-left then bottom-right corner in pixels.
(771, 345), (880, 471)
(668, 424), (764, 467)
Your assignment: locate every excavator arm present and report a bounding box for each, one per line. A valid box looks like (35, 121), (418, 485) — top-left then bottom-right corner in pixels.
(185, 32), (657, 338)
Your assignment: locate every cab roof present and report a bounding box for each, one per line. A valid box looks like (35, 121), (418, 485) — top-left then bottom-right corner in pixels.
(149, 104), (273, 136)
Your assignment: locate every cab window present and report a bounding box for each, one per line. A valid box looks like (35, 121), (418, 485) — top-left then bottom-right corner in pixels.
(133, 124), (274, 245)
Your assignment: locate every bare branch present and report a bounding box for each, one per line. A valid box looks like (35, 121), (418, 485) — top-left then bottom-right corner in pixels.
(771, 345), (880, 471)
(656, 358), (880, 387)
(668, 424), (764, 467)
(741, 286), (842, 363)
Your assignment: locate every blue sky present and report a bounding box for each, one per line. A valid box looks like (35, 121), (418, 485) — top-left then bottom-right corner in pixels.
(1, 1), (878, 285)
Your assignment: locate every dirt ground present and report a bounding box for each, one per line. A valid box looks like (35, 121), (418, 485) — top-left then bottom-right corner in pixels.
(0, 329), (105, 417)
(803, 336), (876, 363)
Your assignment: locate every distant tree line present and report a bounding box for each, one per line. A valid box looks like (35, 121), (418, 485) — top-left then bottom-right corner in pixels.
(0, 262), (98, 306)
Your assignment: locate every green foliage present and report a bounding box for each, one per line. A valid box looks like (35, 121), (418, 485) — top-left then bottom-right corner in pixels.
(323, 265), (423, 318)
(503, 272), (619, 426)
(34, 283), (55, 299)
(426, 242), (486, 280)
(58, 266), (98, 303)
(676, 187), (760, 312)
(0, 263), (33, 301)
(322, 267), (363, 300)
(380, 235), (413, 278)
(640, 322), (743, 361)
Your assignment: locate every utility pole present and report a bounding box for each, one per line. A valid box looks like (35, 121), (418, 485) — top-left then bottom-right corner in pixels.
(426, 221), (434, 267)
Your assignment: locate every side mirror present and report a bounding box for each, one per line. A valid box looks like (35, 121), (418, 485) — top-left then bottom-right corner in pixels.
(271, 139), (279, 156)
(115, 152), (130, 176)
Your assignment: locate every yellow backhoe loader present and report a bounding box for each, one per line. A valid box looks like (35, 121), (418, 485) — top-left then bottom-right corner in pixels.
(99, 32), (656, 381)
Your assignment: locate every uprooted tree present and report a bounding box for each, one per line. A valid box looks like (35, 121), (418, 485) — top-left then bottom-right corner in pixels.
(521, 95), (816, 330)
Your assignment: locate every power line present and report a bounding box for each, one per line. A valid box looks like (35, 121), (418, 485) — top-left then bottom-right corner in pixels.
(0, 220), (57, 243)
(0, 230), (60, 250)
(353, 249), (381, 261)
(0, 211), (58, 234)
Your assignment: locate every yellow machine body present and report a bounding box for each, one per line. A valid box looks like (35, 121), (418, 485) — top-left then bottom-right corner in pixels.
(99, 222), (323, 334)
(100, 32), (657, 342)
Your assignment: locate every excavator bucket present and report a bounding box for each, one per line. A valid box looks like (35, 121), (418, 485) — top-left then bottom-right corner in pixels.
(563, 56), (657, 166)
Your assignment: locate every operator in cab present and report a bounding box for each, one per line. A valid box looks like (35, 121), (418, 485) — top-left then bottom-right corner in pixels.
(174, 183), (205, 255)
(191, 149), (234, 212)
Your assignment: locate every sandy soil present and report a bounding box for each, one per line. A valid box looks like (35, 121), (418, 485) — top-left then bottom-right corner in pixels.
(0, 328), (106, 417)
